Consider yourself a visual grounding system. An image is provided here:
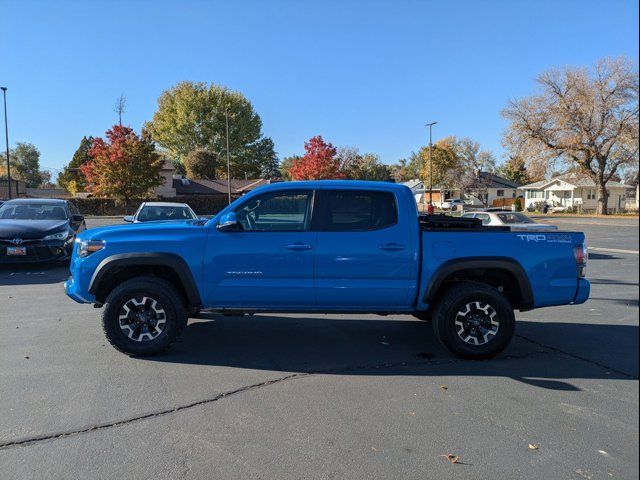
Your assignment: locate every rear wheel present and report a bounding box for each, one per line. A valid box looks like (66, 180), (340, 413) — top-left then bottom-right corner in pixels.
(102, 276), (188, 356)
(432, 282), (515, 359)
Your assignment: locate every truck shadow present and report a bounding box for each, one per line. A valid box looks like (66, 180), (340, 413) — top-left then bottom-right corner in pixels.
(0, 264), (69, 285)
(145, 315), (639, 389)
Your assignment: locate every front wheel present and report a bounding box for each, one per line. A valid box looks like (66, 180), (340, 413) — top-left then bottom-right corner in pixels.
(432, 282), (515, 359)
(102, 276), (188, 356)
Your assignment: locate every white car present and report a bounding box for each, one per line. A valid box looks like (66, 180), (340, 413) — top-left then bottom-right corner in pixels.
(124, 202), (198, 223)
(461, 211), (558, 231)
(440, 198), (466, 211)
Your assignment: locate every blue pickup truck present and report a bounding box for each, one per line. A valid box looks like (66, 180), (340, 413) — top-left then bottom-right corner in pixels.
(65, 181), (590, 359)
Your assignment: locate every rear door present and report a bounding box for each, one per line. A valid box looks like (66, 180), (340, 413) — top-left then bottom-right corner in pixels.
(203, 188), (317, 308)
(314, 188), (414, 309)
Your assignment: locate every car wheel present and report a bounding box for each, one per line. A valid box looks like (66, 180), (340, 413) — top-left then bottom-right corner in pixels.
(432, 282), (515, 359)
(102, 276), (188, 356)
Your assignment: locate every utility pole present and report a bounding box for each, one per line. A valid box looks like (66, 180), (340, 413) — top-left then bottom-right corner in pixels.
(1, 87), (11, 199)
(426, 121), (437, 207)
(225, 109), (231, 205)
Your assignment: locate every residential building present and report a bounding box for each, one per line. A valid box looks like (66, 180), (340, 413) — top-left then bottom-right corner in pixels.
(172, 177), (271, 196)
(520, 174), (631, 212)
(403, 172), (519, 207)
(153, 160), (270, 198)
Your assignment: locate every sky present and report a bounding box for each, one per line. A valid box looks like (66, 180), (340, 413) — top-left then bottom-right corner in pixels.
(1, 0), (638, 177)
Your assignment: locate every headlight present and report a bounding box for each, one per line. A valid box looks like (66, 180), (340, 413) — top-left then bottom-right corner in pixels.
(77, 239), (105, 257)
(43, 230), (70, 241)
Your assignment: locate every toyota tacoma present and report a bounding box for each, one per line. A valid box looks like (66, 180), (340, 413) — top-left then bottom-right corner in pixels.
(65, 181), (590, 359)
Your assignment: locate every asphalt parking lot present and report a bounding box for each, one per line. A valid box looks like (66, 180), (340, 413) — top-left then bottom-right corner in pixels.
(1, 216), (638, 479)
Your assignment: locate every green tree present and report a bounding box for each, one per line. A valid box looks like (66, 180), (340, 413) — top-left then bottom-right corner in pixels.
(419, 137), (462, 188)
(144, 81), (276, 179)
(280, 155), (300, 181)
(497, 156), (532, 185)
(390, 154), (422, 182)
(183, 149), (218, 179)
(344, 152), (391, 181)
(58, 136), (94, 193)
(4, 143), (43, 188)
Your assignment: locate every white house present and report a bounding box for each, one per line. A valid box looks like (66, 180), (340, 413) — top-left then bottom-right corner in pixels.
(403, 172), (520, 207)
(465, 172), (520, 207)
(520, 174), (631, 212)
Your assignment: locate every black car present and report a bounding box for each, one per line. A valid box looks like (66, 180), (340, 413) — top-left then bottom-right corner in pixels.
(0, 199), (86, 264)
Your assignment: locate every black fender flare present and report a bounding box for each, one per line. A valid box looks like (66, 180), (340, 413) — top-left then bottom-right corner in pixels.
(423, 256), (534, 310)
(88, 252), (202, 307)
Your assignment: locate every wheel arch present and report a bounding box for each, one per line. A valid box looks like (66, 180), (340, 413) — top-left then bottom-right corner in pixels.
(89, 253), (202, 308)
(423, 257), (534, 311)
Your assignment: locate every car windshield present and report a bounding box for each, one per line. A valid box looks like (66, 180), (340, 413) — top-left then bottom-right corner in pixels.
(0, 203), (68, 220)
(137, 206), (196, 221)
(497, 212), (534, 224)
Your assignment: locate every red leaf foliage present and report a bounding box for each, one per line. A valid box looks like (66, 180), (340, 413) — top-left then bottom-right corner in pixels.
(289, 136), (344, 180)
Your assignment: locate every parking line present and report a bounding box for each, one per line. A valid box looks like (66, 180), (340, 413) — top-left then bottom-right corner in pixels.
(590, 247), (639, 255)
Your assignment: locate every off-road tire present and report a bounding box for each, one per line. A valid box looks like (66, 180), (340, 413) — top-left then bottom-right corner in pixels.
(432, 282), (515, 360)
(102, 276), (188, 356)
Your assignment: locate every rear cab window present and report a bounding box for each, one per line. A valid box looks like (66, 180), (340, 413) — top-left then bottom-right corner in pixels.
(323, 190), (398, 231)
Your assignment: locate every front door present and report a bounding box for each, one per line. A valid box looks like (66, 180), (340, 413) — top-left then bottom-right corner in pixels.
(203, 189), (317, 309)
(314, 188), (414, 309)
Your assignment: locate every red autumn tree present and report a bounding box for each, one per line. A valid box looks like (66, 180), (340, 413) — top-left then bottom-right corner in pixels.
(81, 125), (163, 210)
(289, 135), (344, 180)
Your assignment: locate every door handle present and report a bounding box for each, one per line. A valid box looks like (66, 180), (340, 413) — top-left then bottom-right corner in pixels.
(285, 243), (312, 251)
(378, 243), (406, 251)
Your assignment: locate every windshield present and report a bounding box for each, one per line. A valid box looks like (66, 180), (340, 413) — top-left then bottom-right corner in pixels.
(0, 203), (68, 220)
(497, 212), (534, 224)
(137, 206), (196, 221)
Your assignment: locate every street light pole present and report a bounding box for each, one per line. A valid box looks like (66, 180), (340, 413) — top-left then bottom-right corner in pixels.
(225, 109), (231, 205)
(1, 87), (11, 200)
(426, 121), (437, 207)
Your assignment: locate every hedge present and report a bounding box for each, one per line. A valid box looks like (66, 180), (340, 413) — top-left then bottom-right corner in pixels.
(70, 195), (241, 216)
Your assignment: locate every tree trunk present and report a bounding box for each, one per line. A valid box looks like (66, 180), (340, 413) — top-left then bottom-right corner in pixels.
(596, 175), (609, 215)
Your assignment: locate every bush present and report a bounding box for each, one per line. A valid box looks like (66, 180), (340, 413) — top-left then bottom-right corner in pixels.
(527, 200), (547, 213)
(513, 197), (523, 212)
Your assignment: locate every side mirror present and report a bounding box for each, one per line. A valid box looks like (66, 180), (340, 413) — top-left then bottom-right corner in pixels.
(72, 214), (84, 223)
(123, 215), (134, 223)
(216, 212), (240, 232)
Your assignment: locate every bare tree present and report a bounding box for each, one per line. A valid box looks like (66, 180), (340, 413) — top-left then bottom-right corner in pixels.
(114, 94), (126, 126)
(502, 57), (639, 214)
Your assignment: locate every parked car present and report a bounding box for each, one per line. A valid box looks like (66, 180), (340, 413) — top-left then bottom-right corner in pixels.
(440, 198), (466, 211)
(124, 202), (198, 223)
(66, 181), (588, 359)
(461, 211), (558, 231)
(0, 198), (86, 263)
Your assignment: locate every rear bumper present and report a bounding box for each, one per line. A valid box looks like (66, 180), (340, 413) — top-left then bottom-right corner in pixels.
(573, 278), (590, 304)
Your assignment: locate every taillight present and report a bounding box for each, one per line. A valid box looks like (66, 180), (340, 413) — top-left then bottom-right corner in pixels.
(574, 242), (588, 278)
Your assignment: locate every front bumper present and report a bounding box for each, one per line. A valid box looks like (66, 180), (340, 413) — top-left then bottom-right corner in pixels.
(65, 274), (96, 304)
(573, 278), (590, 304)
(0, 239), (73, 264)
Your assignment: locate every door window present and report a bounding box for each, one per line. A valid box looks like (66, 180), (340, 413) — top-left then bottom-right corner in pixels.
(475, 213), (491, 225)
(324, 190), (397, 231)
(233, 190), (313, 231)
